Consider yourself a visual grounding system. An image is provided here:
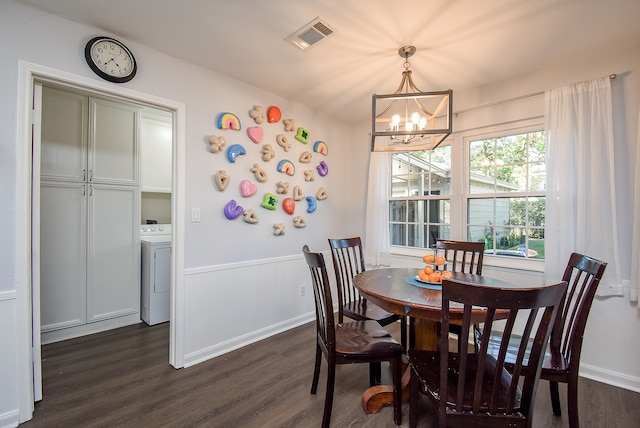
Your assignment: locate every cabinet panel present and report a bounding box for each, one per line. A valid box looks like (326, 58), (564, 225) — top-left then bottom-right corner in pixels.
(40, 182), (87, 331)
(87, 185), (140, 322)
(141, 112), (172, 192)
(41, 87), (88, 181)
(90, 98), (138, 184)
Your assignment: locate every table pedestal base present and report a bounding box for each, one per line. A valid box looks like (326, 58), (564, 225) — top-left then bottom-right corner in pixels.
(361, 319), (439, 414)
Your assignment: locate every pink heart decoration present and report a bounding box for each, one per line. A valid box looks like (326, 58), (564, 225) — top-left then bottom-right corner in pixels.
(240, 179), (257, 197)
(247, 126), (263, 144)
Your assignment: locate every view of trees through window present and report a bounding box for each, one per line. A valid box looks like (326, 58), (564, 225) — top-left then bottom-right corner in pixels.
(467, 131), (546, 259)
(389, 130), (546, 260)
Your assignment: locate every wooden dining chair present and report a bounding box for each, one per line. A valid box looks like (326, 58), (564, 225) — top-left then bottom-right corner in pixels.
(479, 252), (607, 428)
(435, 239), (485, 275)
(433, 239), (485, 352)
(409, 278), (568, 428)
(328, 237), (407, 380)
(302, 245), (404, 428)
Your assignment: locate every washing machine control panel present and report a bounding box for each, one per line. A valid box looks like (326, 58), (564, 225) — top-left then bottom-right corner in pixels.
(140, 224), (172, 237)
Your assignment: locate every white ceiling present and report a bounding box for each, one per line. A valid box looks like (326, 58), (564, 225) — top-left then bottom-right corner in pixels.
(18, 0), (640, 123)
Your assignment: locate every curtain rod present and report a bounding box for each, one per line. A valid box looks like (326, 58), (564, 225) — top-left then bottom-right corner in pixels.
(454, 74), (617, 117)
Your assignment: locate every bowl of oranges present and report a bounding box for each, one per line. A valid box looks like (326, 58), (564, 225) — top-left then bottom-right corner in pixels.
(418, 253), (452, 284)
(422, 253), (447, 265)
(417, 266), (453, 284)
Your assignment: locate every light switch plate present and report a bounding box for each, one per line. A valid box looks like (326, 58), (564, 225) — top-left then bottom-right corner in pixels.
(191, 207), (200, 223)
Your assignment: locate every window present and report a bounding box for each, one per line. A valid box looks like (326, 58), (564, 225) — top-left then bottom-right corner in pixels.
(389, 129), (546, 260)
(467, 131), (545, 259)
(389, 146), (451, 249)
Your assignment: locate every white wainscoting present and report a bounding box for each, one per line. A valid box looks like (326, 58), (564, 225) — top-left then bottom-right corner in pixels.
(0, 292), (19, 428)
(182, 254), (319, 367)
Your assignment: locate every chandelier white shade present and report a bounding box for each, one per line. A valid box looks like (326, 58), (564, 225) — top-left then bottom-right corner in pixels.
(371, 46), (452, 152)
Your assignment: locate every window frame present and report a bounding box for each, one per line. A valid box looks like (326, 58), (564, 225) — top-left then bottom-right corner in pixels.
(388, 119), (545, 272)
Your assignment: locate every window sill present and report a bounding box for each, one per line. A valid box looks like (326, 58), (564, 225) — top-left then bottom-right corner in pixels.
(389, 246), (545, 273)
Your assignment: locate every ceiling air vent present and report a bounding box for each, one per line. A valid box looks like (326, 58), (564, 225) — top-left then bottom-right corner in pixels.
(285, 17), (334, 51)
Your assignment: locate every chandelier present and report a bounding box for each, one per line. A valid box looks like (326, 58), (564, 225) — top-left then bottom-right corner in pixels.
(371, 46), (452, 152)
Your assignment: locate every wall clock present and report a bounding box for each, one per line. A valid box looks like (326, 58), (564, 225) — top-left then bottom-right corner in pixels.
(84, 36), (137, 83)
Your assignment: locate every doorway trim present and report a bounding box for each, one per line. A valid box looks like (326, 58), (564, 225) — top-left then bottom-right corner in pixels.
(16, 60), (186, 422)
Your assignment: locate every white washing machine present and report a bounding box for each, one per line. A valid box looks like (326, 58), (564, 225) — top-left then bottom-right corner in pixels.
(140, 224), (171, 325)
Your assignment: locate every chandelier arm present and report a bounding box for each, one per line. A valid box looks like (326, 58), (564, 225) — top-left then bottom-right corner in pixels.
(375, 98), (397, 119)
(413, 98), (434, 117)
(375, 71), (410, 118)
(395, 71), (409, 94)
(406, 70), (422, 92)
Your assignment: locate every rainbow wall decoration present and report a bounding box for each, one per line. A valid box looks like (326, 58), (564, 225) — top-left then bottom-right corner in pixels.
(313, 141), (328, 156)
(217, 112), (242, 130)
(277, 159), (295, 176)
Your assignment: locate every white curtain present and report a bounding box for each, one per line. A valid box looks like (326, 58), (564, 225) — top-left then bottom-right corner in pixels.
(630, 106), (640, 304)
(545, 77), (622, 293)
(364, 151), (391, 266)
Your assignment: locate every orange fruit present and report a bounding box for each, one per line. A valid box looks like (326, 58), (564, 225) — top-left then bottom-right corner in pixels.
(435, 255), (446, 264)
(418, 270), (430, 282)
(429, 272), (442, 283)
(422, 254), (435, 263)
(423, 266), (434, 275)
(441, 270), (453, 279)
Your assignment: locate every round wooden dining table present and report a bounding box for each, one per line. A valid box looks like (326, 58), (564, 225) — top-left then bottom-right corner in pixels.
(352, 267), (520, 413)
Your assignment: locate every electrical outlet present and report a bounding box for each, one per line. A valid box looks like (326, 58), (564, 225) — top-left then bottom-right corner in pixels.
(299, 284), (306, 296)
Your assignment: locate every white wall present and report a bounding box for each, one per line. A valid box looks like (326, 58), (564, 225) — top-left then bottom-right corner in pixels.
(0, 1), (355, 425)
(2, 0), (640, 426)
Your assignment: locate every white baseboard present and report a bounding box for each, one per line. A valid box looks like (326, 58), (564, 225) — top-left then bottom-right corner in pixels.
(182, 312), (315, 367)
(0, 409), (20, 428)
(41, 315), (142, 344)
(580, 363), (640, 393)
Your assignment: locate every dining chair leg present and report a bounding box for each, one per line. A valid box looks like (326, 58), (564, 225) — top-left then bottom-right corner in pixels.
(409, 317), (416, 349)
(311, 344), (322, 394)
(400, 316), (408, 349)
(369, 362), (382, 386)
(409, 365), (419, 428)
(549, 380), (561, 416)
(567, 379), (580, 428)
(322, 362), (336, 428)
(392, 358), (402, 425)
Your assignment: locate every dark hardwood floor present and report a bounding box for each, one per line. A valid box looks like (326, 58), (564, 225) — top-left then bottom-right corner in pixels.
(22, 320), (640, 427)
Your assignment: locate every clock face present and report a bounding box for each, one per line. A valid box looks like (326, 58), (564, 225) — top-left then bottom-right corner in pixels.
(85, 37), (137, 83)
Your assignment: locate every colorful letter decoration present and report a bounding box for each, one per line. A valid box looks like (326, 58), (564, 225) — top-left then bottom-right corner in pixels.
(226, 144), (246, 163)
(224, 200), (243, 219)
(261, 193), (279, 210)
(295, 127), (309, 144)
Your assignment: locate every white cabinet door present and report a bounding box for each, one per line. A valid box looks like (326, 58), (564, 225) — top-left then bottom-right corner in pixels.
(40, 86), (142, 339)
(40, 87), (88, 181)
(140, 111), (172, 192)
(40, 182), (87, 332)
(90, 97), (139, 185)
(87, 184), (140, 322)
